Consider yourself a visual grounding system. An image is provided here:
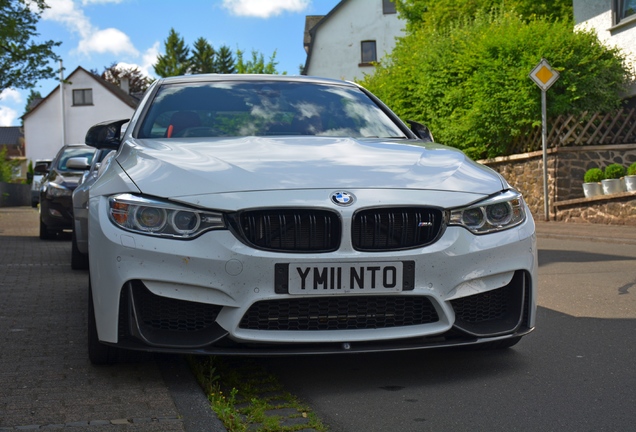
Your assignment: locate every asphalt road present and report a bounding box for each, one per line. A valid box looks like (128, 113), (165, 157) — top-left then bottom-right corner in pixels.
(261, 226), (636, 431)
(2, 206), (635, 431)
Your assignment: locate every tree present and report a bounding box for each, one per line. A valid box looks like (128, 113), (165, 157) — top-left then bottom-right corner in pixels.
(92, 62), (152, 94)
(190, 37), (216, 74)
(23, 89), (41, 116)
(215, 45), (235, 74)
(235, 49), (281, 74)
(394, 0), (572, 30)
(0, 0), (61, 91)
(153, 28), (191, 77)
(360, 10), (629, 159)
(0, 147), (20, 183)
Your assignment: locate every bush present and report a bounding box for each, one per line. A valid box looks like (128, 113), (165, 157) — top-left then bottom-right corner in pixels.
(628, 162), (636, 176)
(604, 163), (625, 180)
(583, 168), (604, 183)
(359, 9), (629, 160)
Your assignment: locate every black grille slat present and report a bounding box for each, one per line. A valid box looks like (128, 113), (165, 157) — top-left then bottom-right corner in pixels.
(235, 207), (443, 253)
(239, 296), (439, 331)
(352, 208), (443, 251)
(238, 209), (341, 252)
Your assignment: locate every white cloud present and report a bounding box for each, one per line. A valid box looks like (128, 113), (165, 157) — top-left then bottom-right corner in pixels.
(77, 28), (138, 56)
(0, 106), (19, 126)
(0, 89), (22, 104)
(106, 42), (159, 81)
(42, 0), (92, 38)
(222, 0), (310, 18)
(81, 0), (125, 4)
(140, 42), (160, 78)
(43, 0), (138, 57)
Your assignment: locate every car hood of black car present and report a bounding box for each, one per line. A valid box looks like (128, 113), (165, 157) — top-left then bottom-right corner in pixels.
(115, 136), (506, 197)
(49, 170), (85, 190)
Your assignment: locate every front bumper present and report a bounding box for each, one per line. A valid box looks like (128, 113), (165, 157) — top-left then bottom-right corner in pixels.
(40, 195), (74, 230)
(88, 195), (537, 355)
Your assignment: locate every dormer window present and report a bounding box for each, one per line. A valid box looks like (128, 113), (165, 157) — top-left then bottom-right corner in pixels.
(73, 89), (93, 106)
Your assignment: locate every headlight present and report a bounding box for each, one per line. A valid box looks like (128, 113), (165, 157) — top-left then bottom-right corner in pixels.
(46, 183), (72, 198)
(449, 190), (526, 234)
(108, 194), (226, 239)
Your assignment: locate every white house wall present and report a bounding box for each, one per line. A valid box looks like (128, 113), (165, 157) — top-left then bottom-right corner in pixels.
(306, 0), (404, 81)
(574, 0), (636, 97)
(24, 69), (134, 162)
(24, 88), (64, 162)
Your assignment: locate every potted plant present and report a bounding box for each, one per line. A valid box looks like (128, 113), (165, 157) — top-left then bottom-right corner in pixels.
(582, 167), (604, 197)
(626, 162), (636, 192)
(602, 163), (626, 195)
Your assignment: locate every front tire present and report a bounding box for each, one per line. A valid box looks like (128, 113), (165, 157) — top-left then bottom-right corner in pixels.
(71, 230), (89, 270)
(88, 281), (119, 365)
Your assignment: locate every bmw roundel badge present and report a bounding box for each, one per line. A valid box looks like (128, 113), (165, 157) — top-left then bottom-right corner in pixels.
(331, 191), (355, 206)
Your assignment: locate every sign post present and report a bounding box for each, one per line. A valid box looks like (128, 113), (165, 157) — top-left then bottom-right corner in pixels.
(529, 59), (560, 222)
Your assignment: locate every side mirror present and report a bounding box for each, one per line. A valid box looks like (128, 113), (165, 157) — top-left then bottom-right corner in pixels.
(66, 157), (91, 170)
(85, 119), (130, 150)
(33, 164), (49, 174)
(407, 120), (434, 143)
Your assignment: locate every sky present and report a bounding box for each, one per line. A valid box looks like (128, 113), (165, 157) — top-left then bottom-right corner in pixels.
(0, 0), (342, 127)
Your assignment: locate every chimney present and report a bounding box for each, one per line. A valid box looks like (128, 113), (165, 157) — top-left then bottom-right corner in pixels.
(120, 77), (130, 94)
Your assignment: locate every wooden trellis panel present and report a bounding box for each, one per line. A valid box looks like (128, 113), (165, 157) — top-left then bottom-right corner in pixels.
(507, 108), (636, 155)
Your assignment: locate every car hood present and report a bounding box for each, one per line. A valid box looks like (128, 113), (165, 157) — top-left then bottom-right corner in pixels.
(115, 136), (506, 197)
(50, 170), (85, 190)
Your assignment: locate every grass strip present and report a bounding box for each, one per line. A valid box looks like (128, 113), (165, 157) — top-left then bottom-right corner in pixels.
(189, 355), (328, 432)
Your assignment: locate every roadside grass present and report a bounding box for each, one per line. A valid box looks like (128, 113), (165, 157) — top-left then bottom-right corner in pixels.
(189, 356), (328, 432)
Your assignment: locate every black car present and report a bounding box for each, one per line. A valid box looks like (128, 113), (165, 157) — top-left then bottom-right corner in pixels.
(36, 144), (95, 239)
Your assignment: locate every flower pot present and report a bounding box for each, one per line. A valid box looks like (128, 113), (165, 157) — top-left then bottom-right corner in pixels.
(625, 175), (636, 192)
(601, 178), (625, 195)
(582, 182), (603, 198)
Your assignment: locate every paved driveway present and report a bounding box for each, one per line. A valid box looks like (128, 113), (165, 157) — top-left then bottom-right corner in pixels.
(0, 207), (225, 431)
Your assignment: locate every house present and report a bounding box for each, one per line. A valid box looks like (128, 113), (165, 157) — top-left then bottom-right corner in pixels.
(22, 66), (139, 163)
(0, 127), (25, 158)
(0, 126), (26, 180)
(302, 0), (405, 81)
(573, 0), (636, 99)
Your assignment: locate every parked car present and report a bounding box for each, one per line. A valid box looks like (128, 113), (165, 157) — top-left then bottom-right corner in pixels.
(71, 148), (115, 269)
(36, 144), (95, 239)
(84, 74), (537, 364)
(30, 159), (52, 207)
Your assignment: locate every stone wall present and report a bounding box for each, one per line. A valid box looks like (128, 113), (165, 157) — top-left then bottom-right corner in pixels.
(480, 144), (636, 225)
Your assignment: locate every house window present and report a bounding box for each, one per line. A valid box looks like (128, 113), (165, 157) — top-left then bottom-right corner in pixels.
(383, 0), (396, 14)
(73, 89), (93, 106)
(616, 0), (636, 24)
(360, 41), (377, 65)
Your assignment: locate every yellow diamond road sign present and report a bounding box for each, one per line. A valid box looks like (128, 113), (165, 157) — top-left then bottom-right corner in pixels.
(530, 59), (559, 91)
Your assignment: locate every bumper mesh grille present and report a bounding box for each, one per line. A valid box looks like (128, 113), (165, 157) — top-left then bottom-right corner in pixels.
(237, 209), (341, 252)
(239, 296), (439, 331)
(131, 282), (222, 332)
(352, 207), (444, 251)
(451, 286), (509, 324)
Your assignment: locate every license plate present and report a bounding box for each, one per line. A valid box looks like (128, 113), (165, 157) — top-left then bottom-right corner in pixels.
(282, 262), (409, 295)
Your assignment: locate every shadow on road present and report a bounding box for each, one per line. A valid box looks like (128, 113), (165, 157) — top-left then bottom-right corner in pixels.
(538, 249), (636, 266)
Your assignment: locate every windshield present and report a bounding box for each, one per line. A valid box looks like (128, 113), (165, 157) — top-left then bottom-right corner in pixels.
(137, 81), (407, 139)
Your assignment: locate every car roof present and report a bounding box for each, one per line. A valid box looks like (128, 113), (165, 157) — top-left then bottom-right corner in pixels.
(154, 74), (359, 88)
